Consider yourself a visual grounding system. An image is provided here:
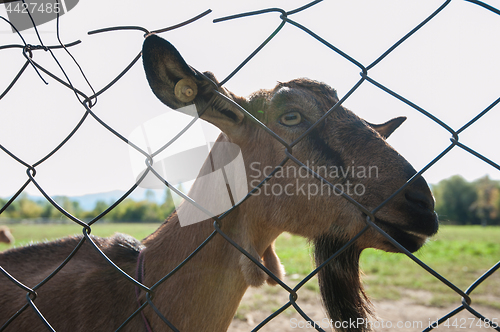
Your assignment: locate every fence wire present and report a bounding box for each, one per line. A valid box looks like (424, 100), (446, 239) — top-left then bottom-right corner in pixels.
(0, 0), (499, 331)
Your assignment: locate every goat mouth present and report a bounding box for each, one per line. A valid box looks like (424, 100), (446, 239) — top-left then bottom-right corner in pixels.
(372, 216), (438, 253)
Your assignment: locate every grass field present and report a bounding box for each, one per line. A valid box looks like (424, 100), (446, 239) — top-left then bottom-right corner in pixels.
(274, 226), (500, 309)
(1, 223), (498, 309)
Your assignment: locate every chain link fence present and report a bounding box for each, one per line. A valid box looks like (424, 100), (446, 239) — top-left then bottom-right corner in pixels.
(0, 0), (499, 331)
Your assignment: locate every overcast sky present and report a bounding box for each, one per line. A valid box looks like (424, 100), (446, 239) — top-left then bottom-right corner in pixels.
(1, 0), (500, 198)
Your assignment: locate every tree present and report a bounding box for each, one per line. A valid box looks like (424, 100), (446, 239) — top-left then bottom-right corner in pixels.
(471, 176), (500, 226)
(2, 194), (43, 219)
(162, 187), (175, 216)
(434, 175), (478, 224)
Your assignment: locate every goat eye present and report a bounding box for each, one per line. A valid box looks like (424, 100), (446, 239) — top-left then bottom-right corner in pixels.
(280, 112), (302, 126)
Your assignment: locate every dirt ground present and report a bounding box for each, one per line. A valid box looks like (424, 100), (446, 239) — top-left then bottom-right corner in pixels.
(229, 281), (499, 332)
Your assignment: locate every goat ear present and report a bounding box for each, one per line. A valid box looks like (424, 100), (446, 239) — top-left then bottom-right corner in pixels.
(366, 116), (406, 139)
(142, 34), (245, 130)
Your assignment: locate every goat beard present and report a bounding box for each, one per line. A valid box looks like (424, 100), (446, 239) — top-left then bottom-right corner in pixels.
(314, 234), (374, 332)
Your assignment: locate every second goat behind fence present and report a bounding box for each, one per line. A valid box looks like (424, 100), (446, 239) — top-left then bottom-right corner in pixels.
(0, 34), (439, 332)
(0, 227), (13, 245)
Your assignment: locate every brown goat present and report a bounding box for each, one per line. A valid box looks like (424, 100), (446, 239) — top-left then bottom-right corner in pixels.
(0, 35), (438, 332)
(0, 226), (14, 245)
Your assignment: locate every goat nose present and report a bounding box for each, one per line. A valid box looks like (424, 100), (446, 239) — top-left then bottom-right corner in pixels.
(405, 190), (434, 212)
(404, 175), (435, 212)
(404, 180), (439, 236)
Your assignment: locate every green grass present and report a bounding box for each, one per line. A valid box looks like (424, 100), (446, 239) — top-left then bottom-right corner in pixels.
(1, 224), (498, 308)
(359, 226), (500, 308)
(274, 226), (500, 308)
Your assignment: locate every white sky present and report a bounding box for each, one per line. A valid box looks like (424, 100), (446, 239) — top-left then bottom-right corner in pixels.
(1, 0), (500, 197)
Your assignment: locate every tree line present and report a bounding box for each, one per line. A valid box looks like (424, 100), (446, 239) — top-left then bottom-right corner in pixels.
(0, 189), (176, 223)
(1, 175), (499, 225)
(433, 175), (500, 225)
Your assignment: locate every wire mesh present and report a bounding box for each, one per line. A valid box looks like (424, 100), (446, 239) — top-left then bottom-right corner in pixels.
(0, 0), (499, 331)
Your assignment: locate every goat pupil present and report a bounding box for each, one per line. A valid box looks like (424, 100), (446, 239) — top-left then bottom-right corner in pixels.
(281, 112), (301, 126)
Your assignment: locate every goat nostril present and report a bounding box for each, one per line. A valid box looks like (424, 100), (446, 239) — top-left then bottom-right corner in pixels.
(405, 191), (434, 212)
